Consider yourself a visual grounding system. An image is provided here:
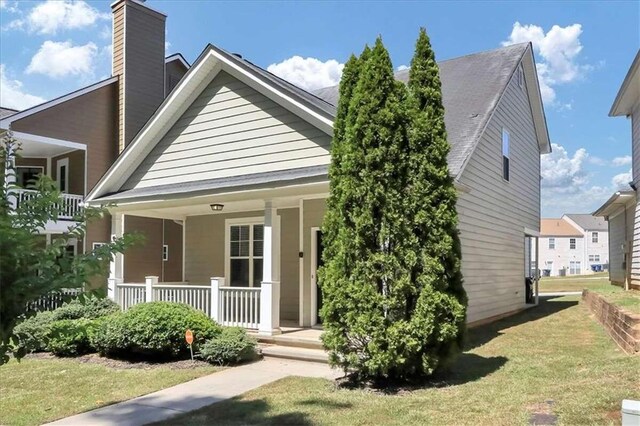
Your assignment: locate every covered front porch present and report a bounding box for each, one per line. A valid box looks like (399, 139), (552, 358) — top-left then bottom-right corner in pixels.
(106, 183), (329, 336)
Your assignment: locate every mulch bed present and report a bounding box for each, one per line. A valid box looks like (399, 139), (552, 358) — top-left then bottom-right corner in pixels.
(25, 352), (213, 370)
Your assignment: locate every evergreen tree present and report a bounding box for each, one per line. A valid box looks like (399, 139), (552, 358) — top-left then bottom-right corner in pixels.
(319, 30), (467, 382)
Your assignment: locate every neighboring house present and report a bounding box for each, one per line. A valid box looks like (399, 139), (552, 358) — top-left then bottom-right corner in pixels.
(594, 49), (640, 289)
(538, 215), (608, 277)
(84, 1), (551, 336)
(0, 0), (190, 284)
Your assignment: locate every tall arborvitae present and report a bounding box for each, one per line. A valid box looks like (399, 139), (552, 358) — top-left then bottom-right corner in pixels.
(320, 29), (467, 382)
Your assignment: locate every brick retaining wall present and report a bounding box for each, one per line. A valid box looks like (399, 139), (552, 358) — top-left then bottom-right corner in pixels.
(581, 290), (640, 354)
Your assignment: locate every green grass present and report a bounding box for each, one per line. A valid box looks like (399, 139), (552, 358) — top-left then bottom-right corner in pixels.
(0, 358), (218, 426)
(590, 285), (640, 314)
(538, 272), (609, 293)
(156, 297), (640, 426)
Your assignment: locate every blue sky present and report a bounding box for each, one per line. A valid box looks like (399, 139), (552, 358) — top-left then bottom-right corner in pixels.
(1, 0), (638, 217)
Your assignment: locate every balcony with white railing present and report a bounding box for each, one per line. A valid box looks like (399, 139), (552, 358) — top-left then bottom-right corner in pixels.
(14, 189), (84, 220)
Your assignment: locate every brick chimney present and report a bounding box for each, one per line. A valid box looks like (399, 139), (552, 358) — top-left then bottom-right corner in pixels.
(111, 0), (166, 152)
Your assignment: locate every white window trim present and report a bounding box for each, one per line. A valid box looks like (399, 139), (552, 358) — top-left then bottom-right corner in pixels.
(163, 244), (169, 261)
(548, 238), (555, 250)
(16, 165), (44, 187)
(569, 238), (576, 250)
(56, 157), (69, 193)
(592, 232), (599, 243)
(92, 242), (106, 250)
(225, 216), (264, 288)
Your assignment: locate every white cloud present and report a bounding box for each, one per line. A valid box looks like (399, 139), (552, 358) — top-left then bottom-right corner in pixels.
(0, 1), (6, 9)
(0, 64), (45, 110)
(542, 143), (635, 216)
(267, 56), (344, 91)
(612, 169), (632, 190)
(502, 22), (589, 106)
(26, 40), (97, 79)
(8, 0), (109, 35)
(397, 65), (409, 72)
(612, 155), (632, 166)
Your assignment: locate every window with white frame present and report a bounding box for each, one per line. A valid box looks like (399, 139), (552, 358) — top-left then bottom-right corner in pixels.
(569, 238), (576, 250)
(569, 261), (581, 275)
(592, 232), (598, 243)
(548, 238), (555, 250)
(502, 128), (510, 181)
(92, 242), (106, 250)
(163, 244), (169, 261)
(589, 254), (600, 263)
(228, 222), (264, 287)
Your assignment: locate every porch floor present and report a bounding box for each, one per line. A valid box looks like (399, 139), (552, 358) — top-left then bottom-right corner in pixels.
(251, 323), (323, 350)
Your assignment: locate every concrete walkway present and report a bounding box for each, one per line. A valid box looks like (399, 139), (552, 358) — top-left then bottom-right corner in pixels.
(45, 358), (341, 426)
(539, 291), (583, 297)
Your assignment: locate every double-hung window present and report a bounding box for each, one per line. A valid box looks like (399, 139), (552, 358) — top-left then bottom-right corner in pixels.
(228, 221), (264, 287)
(548, 238), (555, 250)
(502, 129), (510, 181)
(569, 238), (576, 250)
(592, 232), (598, 243)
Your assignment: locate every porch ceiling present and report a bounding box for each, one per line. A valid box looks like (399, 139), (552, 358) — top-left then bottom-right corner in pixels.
(14, 131), (86, 157)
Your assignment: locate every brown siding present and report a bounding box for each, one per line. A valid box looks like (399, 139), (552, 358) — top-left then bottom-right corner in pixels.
(124, 215), (163, 282)
(51, 150), (85, 196)
(279, 208), (299, 322)
(15, 157), (47, 175)
(162, 219), (183, 282)
(165, 60), (188, 96)
(10, 82), (119, 193)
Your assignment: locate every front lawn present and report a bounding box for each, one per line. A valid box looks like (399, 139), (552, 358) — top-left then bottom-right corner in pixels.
(156, 296), (640, 425)
(538, 272), (609, 293)
(591, 285), (640, 314)
(0, 356), (218, 426)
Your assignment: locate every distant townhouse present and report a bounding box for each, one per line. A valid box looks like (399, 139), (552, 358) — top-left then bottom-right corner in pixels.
(539, 215), (609, 276)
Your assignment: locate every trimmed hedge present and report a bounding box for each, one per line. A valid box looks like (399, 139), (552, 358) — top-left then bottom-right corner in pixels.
(48, 318), (102, 357)
(200, 327), (259, 365)
(14, 296), (119, 354)
(92, 302), (222, 360)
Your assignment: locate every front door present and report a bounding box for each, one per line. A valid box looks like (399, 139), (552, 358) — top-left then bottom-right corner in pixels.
(315, 230), (324, 323)
(311, 229), (324, 325)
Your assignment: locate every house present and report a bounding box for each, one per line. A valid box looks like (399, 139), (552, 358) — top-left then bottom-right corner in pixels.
(80, 1), (551, 335)
(594, 50), (640, 290)
(0, 0), (190, 283)
(538, 215), (608, 277)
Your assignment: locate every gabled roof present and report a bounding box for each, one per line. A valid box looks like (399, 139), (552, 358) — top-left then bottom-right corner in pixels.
(165, 53), (190, 69)
(314, 42), (551, 178)
(87, 42), (551, 203)
(610, 50), (640, 117)
(540, 219), (583, 237)
(0, 76), (118, 129)
(563, 214), (608, 231)
(0, 107), (18, 120)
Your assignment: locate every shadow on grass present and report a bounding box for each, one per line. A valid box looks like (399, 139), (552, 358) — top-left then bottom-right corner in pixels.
(465, 296), (578, 351)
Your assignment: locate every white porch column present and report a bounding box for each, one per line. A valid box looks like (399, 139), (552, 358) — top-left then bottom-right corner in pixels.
(259, 201), (281, 335)
(210, 277), (224, 323)
(108, 213), (125, 300)
(145, 276), (158, 302)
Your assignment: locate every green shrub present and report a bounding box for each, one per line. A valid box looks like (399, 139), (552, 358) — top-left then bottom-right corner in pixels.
(13, 311), (56, 353)
(47, 318), (100, 357)
(92, 302), (222, 360)
(200, 327), (258, 365)
(53, 296), (120, 320)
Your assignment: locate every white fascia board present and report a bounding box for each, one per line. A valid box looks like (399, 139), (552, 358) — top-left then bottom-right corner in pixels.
(12, 131), (87, 151)
(0, 77), (118, 129)
(166, 54), (190, 69)
(211, 50), (334, 136)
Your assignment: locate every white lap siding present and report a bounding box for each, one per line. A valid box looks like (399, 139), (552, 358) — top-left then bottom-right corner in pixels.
(122, 71), (332, 190)
(456, 66), (541, 323)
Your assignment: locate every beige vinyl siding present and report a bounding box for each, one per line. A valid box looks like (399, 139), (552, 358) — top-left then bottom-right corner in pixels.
(630, 199), (640, 288)
(301, 198), (326, 327)
(184, 209), (299, 320)
(122, 71), (332, 190)
(456, 64), (540, 323)
(608, 205), (633, 285)
(631, 104), (640, 186)
(112, 3), (125, 152)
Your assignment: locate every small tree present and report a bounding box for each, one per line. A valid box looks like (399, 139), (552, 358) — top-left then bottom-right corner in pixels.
(0, 131), (139, 364)
(319, 30), (467, 382)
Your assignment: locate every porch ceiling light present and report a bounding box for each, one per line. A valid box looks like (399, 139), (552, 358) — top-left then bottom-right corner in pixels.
(210, 203), (224, 212)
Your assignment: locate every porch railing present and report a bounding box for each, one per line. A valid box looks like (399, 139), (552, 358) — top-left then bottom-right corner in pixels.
(111, 276), (280, 333)
(15, 189), (83, 220)
(28, 287), (83, 312)
(218, 286), (261, 329)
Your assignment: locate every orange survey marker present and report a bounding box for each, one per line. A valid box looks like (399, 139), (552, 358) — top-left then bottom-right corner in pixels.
(185, 329), (194, 360)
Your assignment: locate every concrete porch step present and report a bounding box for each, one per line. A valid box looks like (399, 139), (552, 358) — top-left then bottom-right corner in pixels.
(253, 331), (324, 350)
(259, 344), (329, 364)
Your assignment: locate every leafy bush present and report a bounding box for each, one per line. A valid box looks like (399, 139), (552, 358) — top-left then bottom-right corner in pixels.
(53, 296), (120, 320)
(47, 318), (101, 357)
(92, 302), (222, 360)
(200, 327), (259, 365)
(13, 311), (56, 353)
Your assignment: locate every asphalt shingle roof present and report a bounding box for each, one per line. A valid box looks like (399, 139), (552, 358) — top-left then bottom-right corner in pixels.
(312, 43), (529, 177)
(0, 107), (18, 120)
(564, 214), (608, 231)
